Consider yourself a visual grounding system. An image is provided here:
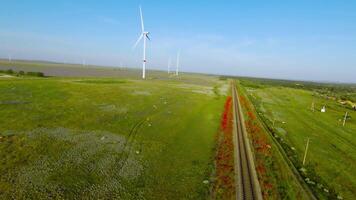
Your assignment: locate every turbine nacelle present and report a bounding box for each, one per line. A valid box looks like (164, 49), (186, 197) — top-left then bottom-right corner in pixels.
(144, 32), (150, 40)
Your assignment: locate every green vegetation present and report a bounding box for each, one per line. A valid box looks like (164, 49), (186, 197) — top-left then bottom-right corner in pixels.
(239, 79), (356, 199)
(236, 83), (312, 200)
(0, 74), (227, 199)
(0, 69), (45, 77)
(239, 77), (356, 109)
(2, 60), (353, 199)
(25, 71), (45, 77)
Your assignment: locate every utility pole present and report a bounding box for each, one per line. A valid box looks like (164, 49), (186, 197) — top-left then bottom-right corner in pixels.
(311, 101), (315, 112)
(343, 112), (348, 127)
(302, 138), (310, 166)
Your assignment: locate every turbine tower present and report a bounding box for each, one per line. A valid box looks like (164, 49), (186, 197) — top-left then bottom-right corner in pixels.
(176, 51), (180, 76)
(133, 6), (150, 79)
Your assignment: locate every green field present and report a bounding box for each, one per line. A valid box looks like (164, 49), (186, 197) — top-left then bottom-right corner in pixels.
(0, 73), (228, 199)
(2, 60), (355, 199)
(240, 79), (356, 199)
(236, 83), (312, 200)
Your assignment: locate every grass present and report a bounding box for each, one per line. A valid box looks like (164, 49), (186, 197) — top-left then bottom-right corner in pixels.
(239, 79), (356, 199)
(0, 60), (218, 82)
(4, 60), (352, 199)
(236, 82), (312, 200)
(0, 74), (227, 199)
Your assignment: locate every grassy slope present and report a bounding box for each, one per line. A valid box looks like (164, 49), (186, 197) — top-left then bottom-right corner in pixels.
(243, 84), (355, 199)
(0, 76), (226, 199)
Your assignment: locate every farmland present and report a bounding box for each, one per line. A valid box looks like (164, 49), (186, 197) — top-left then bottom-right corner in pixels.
(0, 64), (228, 199)
(239, 78), (356, 199)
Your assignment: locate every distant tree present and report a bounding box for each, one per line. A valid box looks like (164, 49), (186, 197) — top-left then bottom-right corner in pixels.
(27, 71), (45, 77)
(219, 76), (227, 80)
(5, 69), (14, 74)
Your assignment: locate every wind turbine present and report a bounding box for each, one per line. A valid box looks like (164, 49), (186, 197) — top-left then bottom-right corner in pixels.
(133, 6), (150, 79)
(176, 50), (180, 76)
(168, 57), (171, 74)
(8, 55), (12, 62)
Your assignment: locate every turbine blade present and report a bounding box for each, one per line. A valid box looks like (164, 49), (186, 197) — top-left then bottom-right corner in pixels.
(146, 34), (151, 41)
(140, 6), (145, 32)
(133, 34), (143, 50)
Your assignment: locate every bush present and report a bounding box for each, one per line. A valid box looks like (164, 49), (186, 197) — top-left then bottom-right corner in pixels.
(18, 71), (25, 75)
(5, 69), (14, 74)
(26, 71), (45, 77)
(219, 76), (227, 81)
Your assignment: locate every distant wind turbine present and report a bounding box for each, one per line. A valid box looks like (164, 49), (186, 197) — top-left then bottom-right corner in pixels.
(8, 55), (12, 62)
(133, 6), (150, 79)
(176, 50), (180, 76)
(168, 57), (171, 74)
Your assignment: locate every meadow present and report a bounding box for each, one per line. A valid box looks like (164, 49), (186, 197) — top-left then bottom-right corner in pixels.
(3, 60), (354, 199)
(0, 66), (228, 199)
(236, 83), (312, 200)
(239, 78), (356, 199)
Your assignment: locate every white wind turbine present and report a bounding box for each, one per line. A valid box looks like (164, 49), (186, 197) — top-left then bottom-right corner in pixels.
(176, 50), (180, 76)
(133, 6), (150, 79)
(167, 57), (171, 74)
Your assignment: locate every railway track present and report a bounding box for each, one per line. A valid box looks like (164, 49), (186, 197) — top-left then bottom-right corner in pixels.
(232, 84), (263, 200)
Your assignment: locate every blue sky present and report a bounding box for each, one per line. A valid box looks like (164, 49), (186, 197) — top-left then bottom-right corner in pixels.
(1, 0), (355, 82)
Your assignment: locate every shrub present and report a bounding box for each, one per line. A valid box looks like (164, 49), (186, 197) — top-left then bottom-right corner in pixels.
(219, 76), (227, 81)
(26, 71), (45, 77)
(5, 69), (14, 74)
